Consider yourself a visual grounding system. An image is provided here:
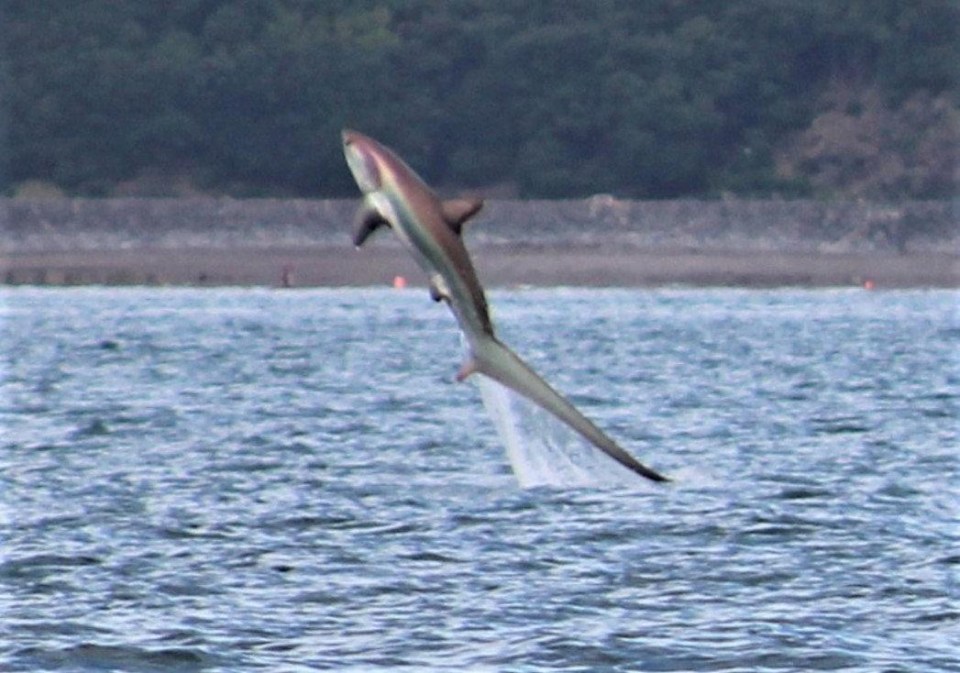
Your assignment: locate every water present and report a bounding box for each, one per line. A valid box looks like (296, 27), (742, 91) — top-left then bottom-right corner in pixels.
(1, 286), (957, 672)
(476, 377), (651, 488)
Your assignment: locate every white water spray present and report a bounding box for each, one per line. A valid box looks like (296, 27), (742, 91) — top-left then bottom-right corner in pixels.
(475, 374), (643, 489)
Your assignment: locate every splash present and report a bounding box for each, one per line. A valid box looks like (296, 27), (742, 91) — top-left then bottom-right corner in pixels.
(475, 375), (643, 488)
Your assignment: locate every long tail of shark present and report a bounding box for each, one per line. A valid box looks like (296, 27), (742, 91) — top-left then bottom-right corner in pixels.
(461, 337), (669, 483)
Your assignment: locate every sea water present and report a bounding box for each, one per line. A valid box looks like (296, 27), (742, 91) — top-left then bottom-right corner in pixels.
(1, 287), (957, 671)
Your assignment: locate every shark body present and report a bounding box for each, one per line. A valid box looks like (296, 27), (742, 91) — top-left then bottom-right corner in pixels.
(342, 130), (668, 483)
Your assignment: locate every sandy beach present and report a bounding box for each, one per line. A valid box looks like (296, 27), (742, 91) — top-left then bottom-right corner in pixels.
(2, 198), (956, 288)
(2, 245), (957, 289)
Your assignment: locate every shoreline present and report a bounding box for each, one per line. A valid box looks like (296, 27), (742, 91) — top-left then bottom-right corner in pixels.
(2, 197), (956, 288)
(2, 245), (956, 289)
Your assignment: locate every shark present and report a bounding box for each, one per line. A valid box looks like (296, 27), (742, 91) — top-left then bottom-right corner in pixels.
(342, 129), (668, 483)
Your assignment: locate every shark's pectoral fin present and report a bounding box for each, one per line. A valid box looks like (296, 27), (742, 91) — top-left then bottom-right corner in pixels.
(441, 198), (484, 235)
(352, 204), (390, 247)
(456, 356), (480, 382)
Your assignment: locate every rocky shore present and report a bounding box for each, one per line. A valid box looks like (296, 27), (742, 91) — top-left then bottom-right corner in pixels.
(1, 197), (956, 287)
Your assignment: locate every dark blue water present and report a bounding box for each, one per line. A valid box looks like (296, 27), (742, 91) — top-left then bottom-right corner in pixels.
(2, 287), (958, 672)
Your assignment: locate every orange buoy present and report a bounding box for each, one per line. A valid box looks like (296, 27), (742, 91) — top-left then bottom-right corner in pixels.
(392, 275), (407, 289)
(863, 279), (875, 290)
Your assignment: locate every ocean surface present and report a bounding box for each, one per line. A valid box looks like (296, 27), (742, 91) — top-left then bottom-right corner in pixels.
(1, 286), (957, 672)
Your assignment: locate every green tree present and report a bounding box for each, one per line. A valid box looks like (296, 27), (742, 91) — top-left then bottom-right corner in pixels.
(5, 0), (957, 198)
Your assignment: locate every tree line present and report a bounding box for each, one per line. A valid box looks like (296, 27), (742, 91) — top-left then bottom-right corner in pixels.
(3, 0), (957, 199)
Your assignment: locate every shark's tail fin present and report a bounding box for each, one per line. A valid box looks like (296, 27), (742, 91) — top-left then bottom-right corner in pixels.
(462, 338), (669, 483)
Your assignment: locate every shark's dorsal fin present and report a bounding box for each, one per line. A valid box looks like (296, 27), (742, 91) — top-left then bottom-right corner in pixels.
(352, 204), (390, 248)
(440, 198), (484, 235)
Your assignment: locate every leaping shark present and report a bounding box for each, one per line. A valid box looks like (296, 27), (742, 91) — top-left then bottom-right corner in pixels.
(342, 130), (668, 483)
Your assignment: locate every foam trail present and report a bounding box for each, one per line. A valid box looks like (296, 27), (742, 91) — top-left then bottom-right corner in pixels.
(475, 375), (643, 488)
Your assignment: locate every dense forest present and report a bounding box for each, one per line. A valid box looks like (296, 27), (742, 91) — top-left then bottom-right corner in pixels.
(2, 0), (958, 199)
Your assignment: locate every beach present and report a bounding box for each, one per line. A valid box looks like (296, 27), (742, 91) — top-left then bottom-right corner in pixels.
(2, 197), (957, 288)
(3, 245), (958, 289)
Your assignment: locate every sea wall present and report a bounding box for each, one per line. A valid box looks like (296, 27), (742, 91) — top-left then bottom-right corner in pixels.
(2, 197), (957, 254)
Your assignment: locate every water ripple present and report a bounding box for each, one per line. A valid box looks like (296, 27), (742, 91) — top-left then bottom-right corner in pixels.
(1, 287), (957, 671)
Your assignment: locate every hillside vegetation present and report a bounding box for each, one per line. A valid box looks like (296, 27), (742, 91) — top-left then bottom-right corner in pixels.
(3, 0), (957, 199)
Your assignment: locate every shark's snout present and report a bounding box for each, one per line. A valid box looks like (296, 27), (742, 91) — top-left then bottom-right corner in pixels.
(342, 129), (381, 192)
